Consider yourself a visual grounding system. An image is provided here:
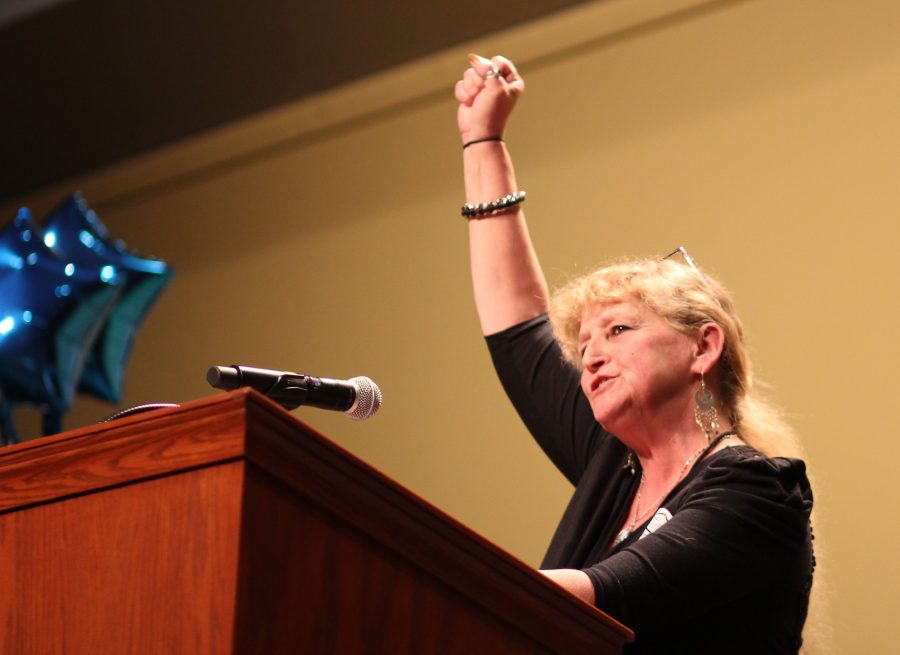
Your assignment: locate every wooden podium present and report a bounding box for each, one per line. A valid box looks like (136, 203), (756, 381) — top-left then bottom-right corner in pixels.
(0, 390), (632, 654)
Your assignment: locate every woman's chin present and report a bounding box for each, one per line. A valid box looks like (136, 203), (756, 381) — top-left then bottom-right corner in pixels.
(591, 406), (626, 433)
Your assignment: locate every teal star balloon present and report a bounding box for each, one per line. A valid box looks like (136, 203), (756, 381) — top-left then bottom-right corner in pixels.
(42, 193), (174, 404)
(0, 207), (122, 444)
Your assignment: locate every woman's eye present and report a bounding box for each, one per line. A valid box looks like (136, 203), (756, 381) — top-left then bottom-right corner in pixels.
(611, 325), (630, 336)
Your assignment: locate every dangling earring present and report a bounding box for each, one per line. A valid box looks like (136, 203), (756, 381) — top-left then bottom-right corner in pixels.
(694, 372), (720, 442)
(624, 452), (637, 475)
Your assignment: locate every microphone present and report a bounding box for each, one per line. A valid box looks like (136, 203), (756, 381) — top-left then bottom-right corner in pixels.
(207, 365), (382, 420)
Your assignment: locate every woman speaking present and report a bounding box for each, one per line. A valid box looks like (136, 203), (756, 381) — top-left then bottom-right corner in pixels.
(455, 54), (814, 654)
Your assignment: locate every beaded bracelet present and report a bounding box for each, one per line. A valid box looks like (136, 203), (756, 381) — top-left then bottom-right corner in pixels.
(462, 136), (504, 149)
(461, 190), (526, 218)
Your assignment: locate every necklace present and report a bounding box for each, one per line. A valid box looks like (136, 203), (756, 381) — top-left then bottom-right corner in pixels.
(613, 431), (737, 546)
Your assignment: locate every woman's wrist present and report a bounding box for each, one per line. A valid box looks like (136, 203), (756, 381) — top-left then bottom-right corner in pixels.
(460, 125), (506, 143)
(462, 135), (504, 149)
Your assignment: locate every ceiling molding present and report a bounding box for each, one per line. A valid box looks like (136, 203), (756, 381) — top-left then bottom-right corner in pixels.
(0, 0), (72, 29)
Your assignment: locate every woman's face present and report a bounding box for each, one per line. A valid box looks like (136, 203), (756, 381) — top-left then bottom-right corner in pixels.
(578, 300), (698, 433)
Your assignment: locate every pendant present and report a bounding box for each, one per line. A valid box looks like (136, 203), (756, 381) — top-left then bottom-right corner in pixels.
(614, 528), (630, 545)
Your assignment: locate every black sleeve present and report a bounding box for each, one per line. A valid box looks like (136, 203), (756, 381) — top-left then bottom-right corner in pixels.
(584, 452), (813, 634)
(485, 314), (611, 485)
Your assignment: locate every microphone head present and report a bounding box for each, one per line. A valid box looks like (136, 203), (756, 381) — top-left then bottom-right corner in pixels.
(347, 376), (382, 420)
(207, 365), (241, 391)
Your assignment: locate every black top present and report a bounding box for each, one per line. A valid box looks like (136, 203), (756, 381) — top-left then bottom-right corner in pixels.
(486, 315), (813, 654)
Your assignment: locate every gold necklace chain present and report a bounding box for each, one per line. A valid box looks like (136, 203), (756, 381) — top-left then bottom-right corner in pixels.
(614, 431), (737, 545)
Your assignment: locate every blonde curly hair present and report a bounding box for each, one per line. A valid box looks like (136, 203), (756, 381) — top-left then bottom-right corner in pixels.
(549, 257), (802, 458)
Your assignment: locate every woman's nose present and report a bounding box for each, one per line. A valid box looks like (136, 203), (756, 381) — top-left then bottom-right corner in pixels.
(582, 342), (606, 372)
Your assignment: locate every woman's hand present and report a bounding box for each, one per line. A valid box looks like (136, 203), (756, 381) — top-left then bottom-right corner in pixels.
(455, 54), (524, 144)
(540, 569), (596, 605)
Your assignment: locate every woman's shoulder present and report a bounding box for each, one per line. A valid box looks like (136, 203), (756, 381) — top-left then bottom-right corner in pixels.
(691, 444), (813, 509)
(708, 443), (809, 477)
(484, 312), (551, 343)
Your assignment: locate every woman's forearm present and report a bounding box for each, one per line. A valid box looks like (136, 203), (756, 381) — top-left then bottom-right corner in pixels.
(464, 142), (548, 334)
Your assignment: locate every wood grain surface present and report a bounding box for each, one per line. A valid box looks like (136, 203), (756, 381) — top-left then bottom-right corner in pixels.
(0, 390), (632, 654)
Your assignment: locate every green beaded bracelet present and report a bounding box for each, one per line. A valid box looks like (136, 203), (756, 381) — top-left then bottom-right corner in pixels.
(461, 190), (526, 219)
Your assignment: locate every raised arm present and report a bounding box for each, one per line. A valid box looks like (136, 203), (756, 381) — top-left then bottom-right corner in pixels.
(455, 55), (549, 335)
(457, 56), (595, 602)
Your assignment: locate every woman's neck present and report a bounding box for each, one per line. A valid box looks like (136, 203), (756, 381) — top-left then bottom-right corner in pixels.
(620, 413), (736, 484)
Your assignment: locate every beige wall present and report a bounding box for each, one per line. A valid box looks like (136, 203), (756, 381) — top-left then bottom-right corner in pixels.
(5, 0), (898, 651)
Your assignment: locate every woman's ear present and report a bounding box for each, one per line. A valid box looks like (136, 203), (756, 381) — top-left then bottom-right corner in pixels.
(691, 322), (725, 375)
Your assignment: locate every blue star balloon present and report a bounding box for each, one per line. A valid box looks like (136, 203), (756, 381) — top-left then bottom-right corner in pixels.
(0, 207), (123, 444)
(41, 193), (174, 404)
